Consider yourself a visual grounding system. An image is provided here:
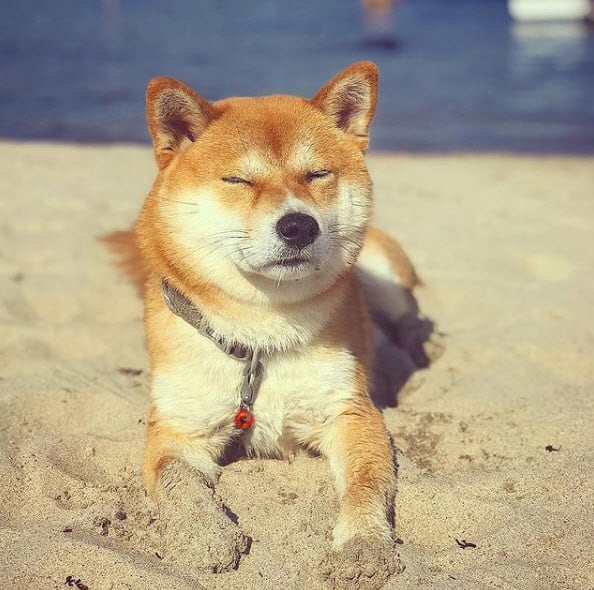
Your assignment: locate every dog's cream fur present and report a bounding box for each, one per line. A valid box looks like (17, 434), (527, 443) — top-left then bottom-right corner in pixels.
(106, 62), (435, 583)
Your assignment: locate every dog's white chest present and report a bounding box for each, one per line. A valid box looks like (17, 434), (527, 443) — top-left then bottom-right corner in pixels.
(153, 345), (357, 457)
(242, 349), (357, 456)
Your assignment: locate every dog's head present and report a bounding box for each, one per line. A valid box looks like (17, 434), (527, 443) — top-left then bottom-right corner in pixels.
(140, 62), (378, 304)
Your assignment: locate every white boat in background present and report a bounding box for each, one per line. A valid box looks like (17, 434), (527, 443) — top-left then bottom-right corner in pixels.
(509, 0), (592, 21)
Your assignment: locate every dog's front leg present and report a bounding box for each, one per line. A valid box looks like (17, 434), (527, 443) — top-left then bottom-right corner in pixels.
(319, 398), (404, 589)
(143, 409), (251, 574)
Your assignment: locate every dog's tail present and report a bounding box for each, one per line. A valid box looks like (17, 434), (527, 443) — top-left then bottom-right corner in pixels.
(100, 228), (147, 294)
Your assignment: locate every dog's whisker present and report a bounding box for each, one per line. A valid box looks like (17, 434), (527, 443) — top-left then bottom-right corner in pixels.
(276, 265), (286, 289)
(167, 236), (245, 268)
(164, 199), (201, 207)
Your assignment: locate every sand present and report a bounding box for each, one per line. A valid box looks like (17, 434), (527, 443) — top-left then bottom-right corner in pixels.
(0, 141), (593, 590)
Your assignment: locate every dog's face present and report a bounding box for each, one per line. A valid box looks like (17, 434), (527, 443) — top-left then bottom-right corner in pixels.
(141, 62), (378, 303)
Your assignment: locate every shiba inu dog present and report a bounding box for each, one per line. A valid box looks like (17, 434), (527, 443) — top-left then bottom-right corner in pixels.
(107, 61), (441, 589)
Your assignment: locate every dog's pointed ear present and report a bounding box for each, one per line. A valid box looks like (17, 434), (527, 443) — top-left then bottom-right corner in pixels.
(146, 77), (216, 169)
(311, 61), (378, 152)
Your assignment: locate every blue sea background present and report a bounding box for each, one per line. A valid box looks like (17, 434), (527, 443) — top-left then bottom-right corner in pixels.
(1, 0), (593, 152)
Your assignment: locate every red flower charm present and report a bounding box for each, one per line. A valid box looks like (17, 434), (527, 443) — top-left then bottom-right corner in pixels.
(234, 409), (255, 430)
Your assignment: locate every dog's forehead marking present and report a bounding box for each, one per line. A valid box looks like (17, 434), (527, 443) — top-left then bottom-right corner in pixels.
(288, 138), (318, 171)
(238, 151), (270, 177)
(238, 138), (320, 176)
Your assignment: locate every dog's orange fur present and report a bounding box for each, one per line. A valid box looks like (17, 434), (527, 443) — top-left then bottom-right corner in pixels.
(105, 62), (430, 581)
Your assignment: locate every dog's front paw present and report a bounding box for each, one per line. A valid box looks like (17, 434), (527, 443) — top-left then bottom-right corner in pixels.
(157, 461), (251, 574)
(160, 512), (251, 574)
(319, 536), (404, 590)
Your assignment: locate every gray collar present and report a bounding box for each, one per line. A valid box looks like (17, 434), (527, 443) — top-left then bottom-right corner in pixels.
(161, 278), (263, 428)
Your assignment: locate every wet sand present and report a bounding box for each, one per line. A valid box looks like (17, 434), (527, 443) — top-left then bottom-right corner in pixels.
(1, 142), (593, 589)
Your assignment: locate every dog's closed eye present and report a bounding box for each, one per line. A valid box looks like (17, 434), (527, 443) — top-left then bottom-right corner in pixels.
(222, 176), (254, 186)
(306, 169), (332, 183)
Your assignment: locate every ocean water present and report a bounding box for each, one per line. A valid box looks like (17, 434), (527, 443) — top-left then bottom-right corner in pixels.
(1, 0), (593, 152)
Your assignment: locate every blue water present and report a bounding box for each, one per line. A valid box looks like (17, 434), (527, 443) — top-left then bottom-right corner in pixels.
(1, 0), (594, 152)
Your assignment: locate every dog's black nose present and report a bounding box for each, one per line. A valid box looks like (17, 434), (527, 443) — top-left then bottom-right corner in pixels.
(276, 213), (320, 249)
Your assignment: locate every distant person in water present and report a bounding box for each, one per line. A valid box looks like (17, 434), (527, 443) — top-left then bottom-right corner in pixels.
(362, 0), (400, 49)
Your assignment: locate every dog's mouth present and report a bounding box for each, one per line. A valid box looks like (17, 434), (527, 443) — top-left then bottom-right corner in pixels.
(278, 257), (310, 268)
(251, 255), (317, 273)
(239, 245), (324, 278)
(259, 256), (312, 270)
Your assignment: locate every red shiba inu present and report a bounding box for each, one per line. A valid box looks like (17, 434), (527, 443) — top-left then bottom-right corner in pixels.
(107, 61), (441, 588)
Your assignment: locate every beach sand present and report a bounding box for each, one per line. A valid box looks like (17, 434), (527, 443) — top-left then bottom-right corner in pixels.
(1, 142), (592, 589)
